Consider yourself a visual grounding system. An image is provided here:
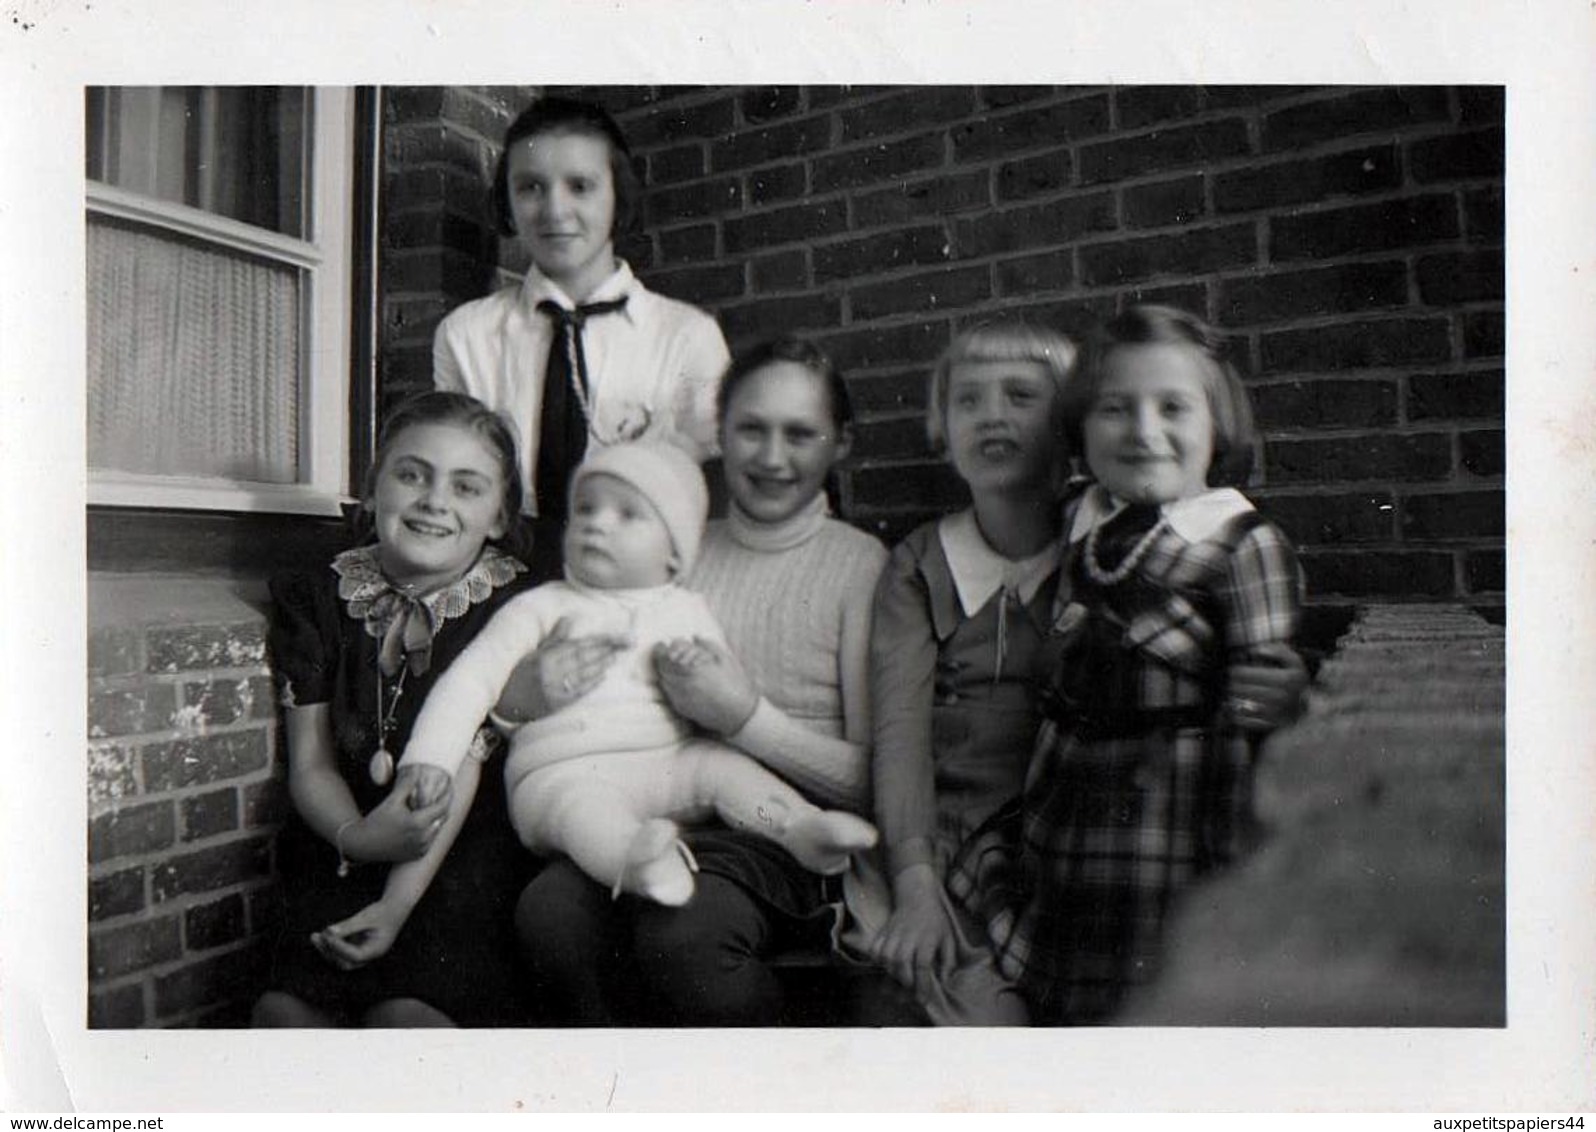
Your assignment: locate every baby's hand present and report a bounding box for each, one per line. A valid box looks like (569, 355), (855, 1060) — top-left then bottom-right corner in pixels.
(654, 636), (758, 736)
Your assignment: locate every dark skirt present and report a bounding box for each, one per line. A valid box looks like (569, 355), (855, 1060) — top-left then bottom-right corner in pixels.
(683, 824), (840, 949)
(263, 770), (537, 1027)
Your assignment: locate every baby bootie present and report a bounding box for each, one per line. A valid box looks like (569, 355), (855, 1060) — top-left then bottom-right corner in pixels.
(613, 818), (699, 906)
(782, 810), (879, 876)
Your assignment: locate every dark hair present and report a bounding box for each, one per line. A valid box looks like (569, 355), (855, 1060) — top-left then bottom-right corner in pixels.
(356, 390), (528, 555)
(490, 96), (642, 239)
(716, 335), (854, 432)
(1061, 304), (1257, 487)
(715, 336), (855, 516)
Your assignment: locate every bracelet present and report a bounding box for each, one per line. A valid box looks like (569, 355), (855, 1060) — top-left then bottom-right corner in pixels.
(334, 818), (360, 878)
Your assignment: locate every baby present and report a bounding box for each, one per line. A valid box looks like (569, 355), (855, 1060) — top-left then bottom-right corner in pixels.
(399, 440), (877, 905)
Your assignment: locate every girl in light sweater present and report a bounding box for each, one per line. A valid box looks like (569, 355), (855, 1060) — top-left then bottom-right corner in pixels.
(508, 337), (890, 1025)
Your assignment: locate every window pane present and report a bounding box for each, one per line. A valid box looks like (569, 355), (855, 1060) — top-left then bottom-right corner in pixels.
(87, 215), (302, 483)
(86, 86), (309, 237)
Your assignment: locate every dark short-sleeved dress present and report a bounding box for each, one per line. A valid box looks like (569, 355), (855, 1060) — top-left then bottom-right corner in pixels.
(263, 544), (537, 1027)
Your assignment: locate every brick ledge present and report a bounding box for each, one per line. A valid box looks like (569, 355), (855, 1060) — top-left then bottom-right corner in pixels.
(89, 573), (269, 630)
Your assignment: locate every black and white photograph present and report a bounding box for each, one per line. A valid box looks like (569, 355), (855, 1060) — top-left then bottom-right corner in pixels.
(3, 0), (1593, 1116)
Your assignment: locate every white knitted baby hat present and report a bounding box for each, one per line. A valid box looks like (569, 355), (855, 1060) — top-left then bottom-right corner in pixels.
(569, 440), (709, 574)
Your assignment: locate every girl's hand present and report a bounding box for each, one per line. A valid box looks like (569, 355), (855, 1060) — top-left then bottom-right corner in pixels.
(872, 865), (958, 994)
(400, 763), (451, 811)
(494, 616), (630, 724)
(343, 770), (452, 863)
(311, 899), (407, 970)
(1227, 642), (1309, 732)
(653, 636), (759, 736)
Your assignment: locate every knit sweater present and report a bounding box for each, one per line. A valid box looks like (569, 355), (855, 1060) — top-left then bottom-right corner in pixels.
(686, 496), (888, 811)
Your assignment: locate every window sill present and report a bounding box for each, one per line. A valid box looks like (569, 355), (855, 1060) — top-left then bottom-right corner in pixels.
(88, 478), (352, 518)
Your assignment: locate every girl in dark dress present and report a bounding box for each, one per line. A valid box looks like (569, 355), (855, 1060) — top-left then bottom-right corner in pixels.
(252, 391), (537, 1027)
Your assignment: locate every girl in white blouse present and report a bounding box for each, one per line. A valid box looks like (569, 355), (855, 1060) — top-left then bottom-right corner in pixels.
(433, 95), (730, 577)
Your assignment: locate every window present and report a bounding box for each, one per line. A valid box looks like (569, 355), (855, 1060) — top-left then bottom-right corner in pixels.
(86, 87), (356, 515)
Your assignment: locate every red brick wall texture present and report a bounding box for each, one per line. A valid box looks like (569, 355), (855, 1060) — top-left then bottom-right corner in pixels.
(380, 84), (1503, 614)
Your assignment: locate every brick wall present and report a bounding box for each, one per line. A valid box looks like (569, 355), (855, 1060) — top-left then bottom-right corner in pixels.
(376, 84), (1504, 614)
(86, 578), (279, 1027)
(528, 84), (1504, 618)
(378, 85), (541, 417)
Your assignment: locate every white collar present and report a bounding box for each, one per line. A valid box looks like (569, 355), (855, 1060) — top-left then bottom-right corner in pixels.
(522, 260), (639, 320)
(1068, 484), (1256, 544)
(937, 509), (1062, 616)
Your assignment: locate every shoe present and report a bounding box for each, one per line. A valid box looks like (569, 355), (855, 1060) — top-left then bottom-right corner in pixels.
(784, 810), (879, 875)
(612, 818), (699, 906)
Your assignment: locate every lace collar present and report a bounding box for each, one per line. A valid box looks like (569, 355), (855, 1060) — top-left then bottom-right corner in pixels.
(725, 493), (830, 553)
(937, 508), (1063, 617)
(333, 544), (525, 675)
(1067, 484), (1255, 544)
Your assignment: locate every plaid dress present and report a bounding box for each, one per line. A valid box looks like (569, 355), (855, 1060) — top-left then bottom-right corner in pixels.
(951, 485), (1301, 1024)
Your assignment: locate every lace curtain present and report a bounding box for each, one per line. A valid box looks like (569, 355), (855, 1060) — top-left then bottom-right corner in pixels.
(87, 216), (301, 483)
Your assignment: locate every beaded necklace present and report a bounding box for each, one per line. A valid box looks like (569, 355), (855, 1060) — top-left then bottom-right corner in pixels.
(1081, 511), (1167, 587)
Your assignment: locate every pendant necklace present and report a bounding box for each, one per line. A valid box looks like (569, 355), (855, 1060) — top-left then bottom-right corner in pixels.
(369, 663), (409, 786)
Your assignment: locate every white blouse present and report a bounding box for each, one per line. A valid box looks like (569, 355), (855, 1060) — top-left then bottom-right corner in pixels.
(433, 260), (730, 513)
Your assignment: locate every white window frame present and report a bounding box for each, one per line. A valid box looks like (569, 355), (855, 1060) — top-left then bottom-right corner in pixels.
(86, 87), (355, 517)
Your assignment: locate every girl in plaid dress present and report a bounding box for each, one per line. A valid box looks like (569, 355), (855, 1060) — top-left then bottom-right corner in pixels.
(966, 305), (1303, 1024)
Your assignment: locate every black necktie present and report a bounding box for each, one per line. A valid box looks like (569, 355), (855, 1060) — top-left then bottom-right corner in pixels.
(534, 296), (628, 518)
(1096, 503), (1163, 571)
